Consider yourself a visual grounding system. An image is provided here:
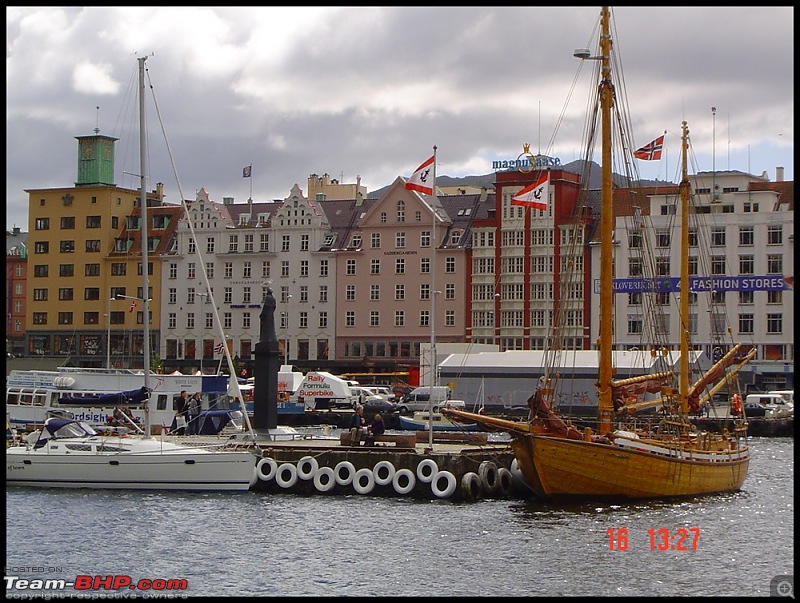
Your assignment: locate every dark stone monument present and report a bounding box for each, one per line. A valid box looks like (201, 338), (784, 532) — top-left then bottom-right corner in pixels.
(253, 288), (280, 430)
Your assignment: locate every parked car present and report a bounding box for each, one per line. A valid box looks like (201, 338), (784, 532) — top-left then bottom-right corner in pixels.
(361, 397), (399, 415)
(742, 400), (776, 418)
(370, 386), (397, 402)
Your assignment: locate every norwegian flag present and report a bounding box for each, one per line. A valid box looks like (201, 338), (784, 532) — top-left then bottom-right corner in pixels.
(634, 135), (665, 160)
(214, 341), (225, 354)
(128, 300), (136, 313)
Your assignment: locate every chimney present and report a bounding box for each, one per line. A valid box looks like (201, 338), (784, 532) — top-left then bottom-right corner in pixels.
(776, 166), (784, 182)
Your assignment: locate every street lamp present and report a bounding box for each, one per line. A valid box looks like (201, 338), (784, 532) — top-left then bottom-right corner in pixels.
(106, 296), (119, 369)
(112, 294), (152, 370)
(284, 294), (292, 366)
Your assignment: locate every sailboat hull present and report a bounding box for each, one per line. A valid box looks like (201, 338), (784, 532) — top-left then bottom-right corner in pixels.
(6, 442), (257, 492)
(512, 434), (749, 500)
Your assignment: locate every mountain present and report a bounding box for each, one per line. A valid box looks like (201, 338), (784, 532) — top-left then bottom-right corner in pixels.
(367, 160), (669, 197)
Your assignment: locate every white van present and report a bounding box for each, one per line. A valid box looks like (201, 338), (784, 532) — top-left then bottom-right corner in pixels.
(745, 393), (793, 418)
(397, 386), (465, 414)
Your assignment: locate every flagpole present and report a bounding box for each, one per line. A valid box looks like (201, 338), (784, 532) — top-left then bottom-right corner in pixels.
(249, 163), (253, 201)
(428, 145), (437, 452)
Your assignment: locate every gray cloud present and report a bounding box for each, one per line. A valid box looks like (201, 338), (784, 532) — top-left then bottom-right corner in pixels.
(6, 6), (793, 230)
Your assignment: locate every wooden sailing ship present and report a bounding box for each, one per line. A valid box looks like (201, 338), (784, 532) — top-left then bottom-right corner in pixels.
(442, 6), (753, 500)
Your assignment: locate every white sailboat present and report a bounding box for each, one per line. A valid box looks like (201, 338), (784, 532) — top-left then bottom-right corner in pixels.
(6, 57), (258, 492)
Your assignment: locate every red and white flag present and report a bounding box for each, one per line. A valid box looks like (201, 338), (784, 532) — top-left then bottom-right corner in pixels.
(405, 155), (435, 195)
(128, 300), (136, 313)
(634, 134), (665, 161)
(511, 172), (550, 210)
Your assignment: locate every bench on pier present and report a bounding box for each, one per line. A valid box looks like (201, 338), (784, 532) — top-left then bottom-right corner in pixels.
(339, 432), (417, 448)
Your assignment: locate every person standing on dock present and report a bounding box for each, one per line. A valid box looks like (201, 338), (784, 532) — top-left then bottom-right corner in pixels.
(349, 405), (366, 446)
(187, 392), (201, 435)
(173, 391), (189, 435)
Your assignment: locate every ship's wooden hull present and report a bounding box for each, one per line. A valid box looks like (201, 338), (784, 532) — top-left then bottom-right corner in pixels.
(512, 434), (749, 500)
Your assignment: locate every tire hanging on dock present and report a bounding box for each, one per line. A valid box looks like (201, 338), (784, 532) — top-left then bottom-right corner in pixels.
(314, 466), (336, 493)
(373, 460), (396, 486)
(431, 470), (457, 499)
(392, 468), (416, 495)
(296, 456), (319, 481)
(275, 463), (298, 489)
(416, 458), (439, 484)
(496, 467), (514, 497)
(353, 468), (375, 495)
(334, 461), (356, 487)
(478, 460), (499, 495)
(460, 472), (483, 500)
(256, 457), (278, 482)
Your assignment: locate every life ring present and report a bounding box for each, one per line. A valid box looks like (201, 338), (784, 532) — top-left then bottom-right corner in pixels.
(373, 460), (396, 486)
(353, 468), (375, 495)
(460, 472), (483, 500)
(296, 456), (319, 481)
(256, 457), (278, 482)
(275, 463), (298, 488)
(496, 467), (514, 497)
(478, 460), (499, 494)
(334, 461), (356, 487)
(392, 468), (416, 495)
(431, 470), (457, 499)
(313, 466), (336, 493)
(416, 458), (439, 484)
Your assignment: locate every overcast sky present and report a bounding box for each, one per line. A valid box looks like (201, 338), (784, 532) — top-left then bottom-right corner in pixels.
(6, 6), (794, 230)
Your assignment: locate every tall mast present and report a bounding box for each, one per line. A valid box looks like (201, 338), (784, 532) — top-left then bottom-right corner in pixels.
(138, 56), (152, 437)
(597, 6), (614, 434)
(679, 121), (690, 414)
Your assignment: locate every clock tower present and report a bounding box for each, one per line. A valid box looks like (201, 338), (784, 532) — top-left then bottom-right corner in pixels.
(76, 129), (118, 187)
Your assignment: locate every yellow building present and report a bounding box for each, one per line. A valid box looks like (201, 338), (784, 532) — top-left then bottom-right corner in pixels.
(24, 133), (179, 368)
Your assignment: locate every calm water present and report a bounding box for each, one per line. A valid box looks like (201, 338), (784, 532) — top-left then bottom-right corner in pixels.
(6, 437), (794, 597)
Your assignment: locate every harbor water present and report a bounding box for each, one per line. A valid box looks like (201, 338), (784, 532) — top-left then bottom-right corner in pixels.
(6, 437), (793, 597)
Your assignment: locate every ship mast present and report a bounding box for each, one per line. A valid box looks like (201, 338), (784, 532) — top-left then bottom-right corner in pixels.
(597, 6), (614, 434)
(138, 56), (153, 438)
(679, 121), (690, 414)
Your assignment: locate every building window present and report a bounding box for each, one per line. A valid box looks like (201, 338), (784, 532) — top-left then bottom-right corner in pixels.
(371, 259), (380, 275)
(766, 313), (782, 334)
(419, 310), (430, 327)
(346, 259), (356, 276)
(59, 240), (75, 253)
(767, 225), (782, 245)
(711, 227), (726, 247)
(371, 233), (381, 248)
(59, 264), (74, 277)
(767, 255), (782, 274)
(370, 285), (380, 301)
(396, 200), (405, 223)
(395, 284), (404, 301)
(60, 216), (76, 229)
(394, 311), (405, 327)
(445, 310), (455, 327)
(206, 237), (215, 253)
(370, 311), (380, 327)
(35, 217), (49, 230)
(395, 258), (405, 275)
(85, 264), (100, 277)
(421, 258), (430, 274)
(346, 285), (356, 301)
(345, 311), (355, 327)
(739, 255), (754, 275)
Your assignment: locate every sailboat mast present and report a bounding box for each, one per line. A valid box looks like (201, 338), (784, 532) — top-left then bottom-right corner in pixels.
(138, 56), (152, 436)
(679, 121), (690, 414)
(597, 6), (614, 434)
